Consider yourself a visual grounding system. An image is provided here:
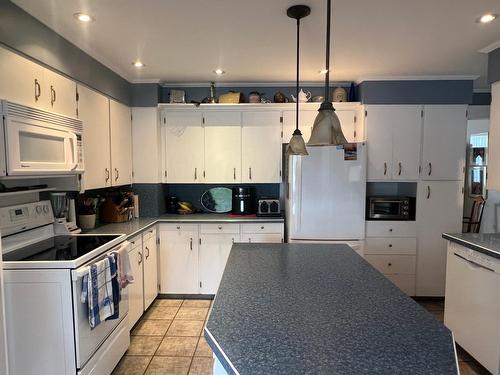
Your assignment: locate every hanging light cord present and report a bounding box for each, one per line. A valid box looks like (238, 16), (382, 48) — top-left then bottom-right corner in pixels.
(324, 0), (331, 102)
(295, 17), (301, 132)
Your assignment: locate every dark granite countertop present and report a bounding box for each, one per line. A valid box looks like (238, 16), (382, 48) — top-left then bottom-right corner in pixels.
(442, 233), (500, 259)
(205, 243), (458, 375)
(82, 214), (284, 238)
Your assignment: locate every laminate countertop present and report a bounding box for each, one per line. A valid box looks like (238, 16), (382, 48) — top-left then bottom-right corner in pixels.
(205, 243), (458, 375)
(83, 214), (284, 238)
(442, 232), (500, 259)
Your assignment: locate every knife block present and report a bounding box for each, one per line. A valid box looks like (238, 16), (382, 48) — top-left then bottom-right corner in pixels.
(100, 200), (133, 223)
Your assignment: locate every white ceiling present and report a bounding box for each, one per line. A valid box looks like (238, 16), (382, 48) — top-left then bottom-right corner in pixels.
(12, 0), (500, 89)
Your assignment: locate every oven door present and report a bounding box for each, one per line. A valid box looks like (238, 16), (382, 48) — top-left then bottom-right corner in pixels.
(4, 115), (80, 175)
(369, 199), (403, 219)
(72, 253), (129, 370)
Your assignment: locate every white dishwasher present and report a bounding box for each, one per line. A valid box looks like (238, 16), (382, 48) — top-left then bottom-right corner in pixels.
(444, 242), (500, 375)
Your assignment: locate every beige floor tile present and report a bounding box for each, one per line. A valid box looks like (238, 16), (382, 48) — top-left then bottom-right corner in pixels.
(144, 306), (179, 320)
(182, 300), (211, 308)
(154, 299), (184, 307)
(176, 307), (209, 321)
(157, 336), (199, 356)
(194, 337), (213, 357)
(132, 319), (172, 336)
(167, 320), (204, 337)
(112, 355), (152, 375)
(145, 356), (192, 375)
(127, 336), (163, 356)
(189, 357), (214, 375)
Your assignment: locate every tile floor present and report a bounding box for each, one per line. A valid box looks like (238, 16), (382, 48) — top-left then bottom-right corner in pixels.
(113, 298), (491, 375)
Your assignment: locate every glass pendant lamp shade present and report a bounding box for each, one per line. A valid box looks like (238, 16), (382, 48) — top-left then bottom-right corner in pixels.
(308, 103), (347, 146)
(286, 129), (309, 156)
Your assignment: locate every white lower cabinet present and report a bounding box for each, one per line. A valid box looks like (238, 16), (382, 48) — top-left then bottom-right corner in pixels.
(127, 227), (159, 330)
(159, 222), (284, 294)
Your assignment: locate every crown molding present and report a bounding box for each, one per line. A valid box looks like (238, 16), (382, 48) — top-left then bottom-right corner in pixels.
(479, 40), (500, 54)
(130, 78), (162, 84)
(357, 75), (479, 82)
(159, 80), (353, 88)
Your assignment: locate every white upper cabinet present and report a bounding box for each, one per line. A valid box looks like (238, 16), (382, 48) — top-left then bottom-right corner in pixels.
(164, 111), (204, 183)
(44, 69), (77, 117)
(421, 105), (467, 181)
(204, 111), (241, 183)
(109, 100), (133, 186)
(366, 105), (422, 180)
(132, 108), (161, 183)
(0, 47), (77, 117)
(77, 85), (112, 190)
(241, 111), (282, 183)
(283, 109), (316, 143)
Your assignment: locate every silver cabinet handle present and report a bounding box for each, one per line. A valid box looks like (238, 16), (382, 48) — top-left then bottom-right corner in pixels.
(427, 185), (431, 199)
(145, 246), (150, 259)
(34, 79), (41, 101)
(138, 251), (143, 265)
(115, 168), (119, 182)
(105, 168), (110, 183)
(398, 162), (402, 176)
(50, 85), (56, 106)
(194, 167), (197, 180)
(383, 162), (387, 176)
(428, 162), (432, 176)
(190, 238), (193, 250)
(233, 168), (236, 180)
(249, 167), (252, 180)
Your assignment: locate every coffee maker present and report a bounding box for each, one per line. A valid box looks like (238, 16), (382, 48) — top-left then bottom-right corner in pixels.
(50, 192), (81, 234)
(231, 187), (255, 215)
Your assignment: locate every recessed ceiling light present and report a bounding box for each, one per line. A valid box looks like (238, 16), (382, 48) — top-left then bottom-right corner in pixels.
(477, 13), (498, 23)
(319, 69), (329, 74)
(214, 69), (225, 75)
(73, 13), (94, 22)
(132, 61), (145, 68)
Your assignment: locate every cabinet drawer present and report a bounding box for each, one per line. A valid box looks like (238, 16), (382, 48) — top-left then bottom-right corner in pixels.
(143, 226), (157, 241)
(129, 234), (142, 249)
(241, 223), (283, 234)
(239, 233), (283, 243)
(365, 255), (416, 274)
(385, 274), (416, 296)
(366, 221), (416, 237)
(159, 223), (198, 232)
(200, 223), (240, 234)
(363, 238), (416, 255)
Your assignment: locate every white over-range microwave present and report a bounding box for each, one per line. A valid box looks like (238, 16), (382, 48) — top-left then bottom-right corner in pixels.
(0, 100), (84, 176)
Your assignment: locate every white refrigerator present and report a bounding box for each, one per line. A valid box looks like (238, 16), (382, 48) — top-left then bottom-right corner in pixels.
(0, 242), (8, 375)
(286, 143), (366, 249)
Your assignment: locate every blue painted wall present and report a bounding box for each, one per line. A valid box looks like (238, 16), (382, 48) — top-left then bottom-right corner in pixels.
(488, 47), (500, 84)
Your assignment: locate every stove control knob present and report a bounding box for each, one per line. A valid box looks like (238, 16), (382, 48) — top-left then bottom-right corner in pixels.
(43, 205), (50, 214)
(36, 206), (42, 214)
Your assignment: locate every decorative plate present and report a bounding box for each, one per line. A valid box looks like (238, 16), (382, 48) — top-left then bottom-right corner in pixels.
(201, 187), (232, 213)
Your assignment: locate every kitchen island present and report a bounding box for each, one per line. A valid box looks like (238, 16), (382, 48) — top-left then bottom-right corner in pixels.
(205, 243), (458, 375)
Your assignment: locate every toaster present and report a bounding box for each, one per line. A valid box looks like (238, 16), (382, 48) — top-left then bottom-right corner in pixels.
(257, 199), (281, 217)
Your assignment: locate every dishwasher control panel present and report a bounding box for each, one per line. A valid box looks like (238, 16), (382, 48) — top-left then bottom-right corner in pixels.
(453, 243), (500, 273)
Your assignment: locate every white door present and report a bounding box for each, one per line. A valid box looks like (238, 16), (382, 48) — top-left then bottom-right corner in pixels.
(365, 105), (394, 180)
(336, 110), (357, 143)
(199, 233), (236, 294)
(164, 111), (204, 183)
(0, 250), (8, 375)
(44, 69), (77, 117)
(159, 224), (199, 294)
(241, 111), (282, 183)
(0, 47), (46, 110)
(143, 235), (158, 309)
(390, 105), (422, 180)
(110, 100), (133, 186)
(77, 85), (111, 190)
(132, 108), (161, 183)
(204, 111), (241, 183)
(422, 105), (467, 181)
(416, 181), (463, 296)
(127, 243), (144, 329)
(282, 109), (317, 143)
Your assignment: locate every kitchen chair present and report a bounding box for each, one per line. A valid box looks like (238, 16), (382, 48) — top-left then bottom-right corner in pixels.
(463, 197), (486, 233)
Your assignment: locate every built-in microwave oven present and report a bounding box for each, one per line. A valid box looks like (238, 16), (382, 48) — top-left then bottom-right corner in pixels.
(0, 100), (84, 176)
(366, 196), (415, 220)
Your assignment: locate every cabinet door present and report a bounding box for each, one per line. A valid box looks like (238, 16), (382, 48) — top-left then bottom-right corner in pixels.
(282, 109), (317, 143)
(143, 235), (158, 309)
(416, 181), (463, 296)
(132, 108), (161, 183)
(159, 224), (199, 294)
(127, 244), (144, 329)
(242, 111), (282, 183)
(391, 106), (422, 180)
(110, 100), (133, 186)
(365, 105), (394, 180)
(78, 85), (111, 190)
(336, 110), (358, 143)
(199, 233), (237, 294)
(204, 112), (241, 183)
(422, 105), (467, 181)
(44, 69), (77, 117)
(0, 47), (46, 109)
(164, 112), (204, 183)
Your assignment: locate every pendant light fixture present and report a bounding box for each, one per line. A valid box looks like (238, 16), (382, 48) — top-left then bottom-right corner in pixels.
(286, 5), (311, 156)
(308, 0), (348, 147)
